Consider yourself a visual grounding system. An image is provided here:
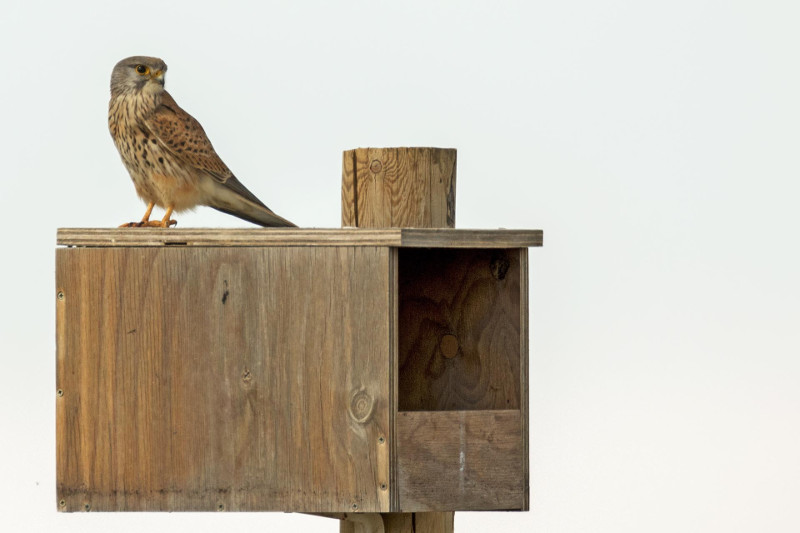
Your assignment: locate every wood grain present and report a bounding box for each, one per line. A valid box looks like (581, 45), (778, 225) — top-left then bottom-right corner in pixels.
(397, 248), (522, 411)
(56, 246), (391, 512)
(396, 411), (524, 511)
(56, 228), (542, 249)
(519, 248), (530, 511)
(338, 512), (454, 533)
(342, 148), (456, 228)
(342, 150), (358, 226)
(429, 148), (456, 228)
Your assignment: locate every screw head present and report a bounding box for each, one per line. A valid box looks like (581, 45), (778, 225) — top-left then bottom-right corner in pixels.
(57, 291), (65, 301)
(57, 389), (64, 397)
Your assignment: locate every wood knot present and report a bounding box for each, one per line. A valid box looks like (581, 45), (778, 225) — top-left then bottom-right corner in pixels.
(349, 389), (374, 423)
(490, 254), (510, 280)
(439, 334), (460, 359)
(240, 367), (252, 388)
(370, 159), (383, 173)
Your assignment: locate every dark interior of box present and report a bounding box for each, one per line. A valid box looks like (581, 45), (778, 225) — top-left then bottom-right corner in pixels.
(397, 248), (522, 411)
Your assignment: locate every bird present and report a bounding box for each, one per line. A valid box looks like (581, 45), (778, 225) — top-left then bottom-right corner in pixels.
(108, 56), (295, 228)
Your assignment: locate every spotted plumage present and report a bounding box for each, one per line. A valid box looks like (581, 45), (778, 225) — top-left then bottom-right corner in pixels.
(108, 56), (295, 227)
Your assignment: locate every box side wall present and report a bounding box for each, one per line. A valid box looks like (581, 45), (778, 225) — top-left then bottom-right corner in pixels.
(56, 246), (391, 512)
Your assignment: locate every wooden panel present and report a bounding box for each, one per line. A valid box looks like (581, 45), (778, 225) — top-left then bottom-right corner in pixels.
(428, 149), (456, 228)
(396, 411), (523, 511)
(342, 150), (357, 227)
(389, 249), (401, 513)
(519, 248), (530, 511)
(56, 228), (542, 249)
(399, 229), (540, 249)
(56, 246), (391, 512)
(383, 512), (455, 533)
(398, 248), (521, 411)
(342, 148), (456, 228)
(338, 512), (454, 533)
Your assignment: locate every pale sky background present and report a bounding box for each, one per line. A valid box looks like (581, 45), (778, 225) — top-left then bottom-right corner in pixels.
(1, 1), (799, 531)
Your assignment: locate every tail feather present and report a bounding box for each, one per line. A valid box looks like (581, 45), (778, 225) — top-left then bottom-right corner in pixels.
(211, 204), (296, 227)
(203, 176), (296, 227)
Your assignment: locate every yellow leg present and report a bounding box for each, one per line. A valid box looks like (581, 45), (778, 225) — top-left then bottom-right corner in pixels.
(120, 202), (177, 228)
(140, 202), (155, 223)
(119, 201), (155, 228)
(160, 206), (177, 227)
(138, 205), (177, 227)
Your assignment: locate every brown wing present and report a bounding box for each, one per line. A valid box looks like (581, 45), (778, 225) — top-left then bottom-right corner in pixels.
(145, 91), (269, 208)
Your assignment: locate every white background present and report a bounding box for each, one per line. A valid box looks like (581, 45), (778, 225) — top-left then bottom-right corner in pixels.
(2, 1), (799, 531)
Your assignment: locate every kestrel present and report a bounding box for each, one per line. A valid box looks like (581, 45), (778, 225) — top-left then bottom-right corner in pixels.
(108, 56), (295, 227)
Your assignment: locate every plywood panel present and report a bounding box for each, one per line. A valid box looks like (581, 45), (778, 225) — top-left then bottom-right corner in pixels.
(519, 248), (530, 511)
(398, 248), (521, 411)
(396, 411), (523, 511)
(56, 246), (391, 512)
(56, 228), (543, 249)
(342, 150), (358, 227)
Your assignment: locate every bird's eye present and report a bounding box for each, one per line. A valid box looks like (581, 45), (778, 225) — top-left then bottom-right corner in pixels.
(135, 65), (150, 75)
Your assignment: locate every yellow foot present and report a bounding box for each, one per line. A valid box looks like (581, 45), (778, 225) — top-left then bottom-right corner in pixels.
(142, 219), (177, 228)
(118, 220), (177, 228)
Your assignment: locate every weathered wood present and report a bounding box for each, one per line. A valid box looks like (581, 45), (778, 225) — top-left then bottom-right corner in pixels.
(56, 246), (391, 512)
(396, 411), (523, 511)
(342, 148), (456, 228)
(342, 150), (358, 227)
(520, 248), (530, 511)
(56, 228), (542, 249)
(389, 249), (401, 514)
(398, 248), (522, 411)
(428, 149), (456, 229)
(386, 512), (455, 533)
(338, 512), (455, 533)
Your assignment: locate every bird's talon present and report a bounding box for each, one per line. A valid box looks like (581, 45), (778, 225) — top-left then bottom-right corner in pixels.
(132, 220), (176, 228)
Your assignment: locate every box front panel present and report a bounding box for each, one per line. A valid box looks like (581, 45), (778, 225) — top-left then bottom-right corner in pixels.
(396, 410), (524, 511)
(56, 246), (391, 512)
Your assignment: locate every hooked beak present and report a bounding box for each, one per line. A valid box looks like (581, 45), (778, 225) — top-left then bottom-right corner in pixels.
(150, 70), (165, 86)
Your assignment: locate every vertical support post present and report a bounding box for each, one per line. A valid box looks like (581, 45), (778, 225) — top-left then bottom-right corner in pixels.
(342, 147), (456, 229)
(341, 147), (457, 533)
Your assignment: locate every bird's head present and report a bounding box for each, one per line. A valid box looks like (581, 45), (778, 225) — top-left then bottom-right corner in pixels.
(110, 56), (168, 97)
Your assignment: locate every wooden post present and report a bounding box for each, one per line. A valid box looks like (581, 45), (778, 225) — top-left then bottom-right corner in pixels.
(340, 147), (457, 532)
(342, 147), (456, 229)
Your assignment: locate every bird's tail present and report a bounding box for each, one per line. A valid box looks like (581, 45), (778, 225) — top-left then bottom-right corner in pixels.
(205, 175), (296, 227)
(211, 204), (296, 227)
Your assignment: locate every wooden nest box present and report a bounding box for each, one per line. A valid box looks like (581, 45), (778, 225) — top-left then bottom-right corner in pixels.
(56, 148), (542, 523)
